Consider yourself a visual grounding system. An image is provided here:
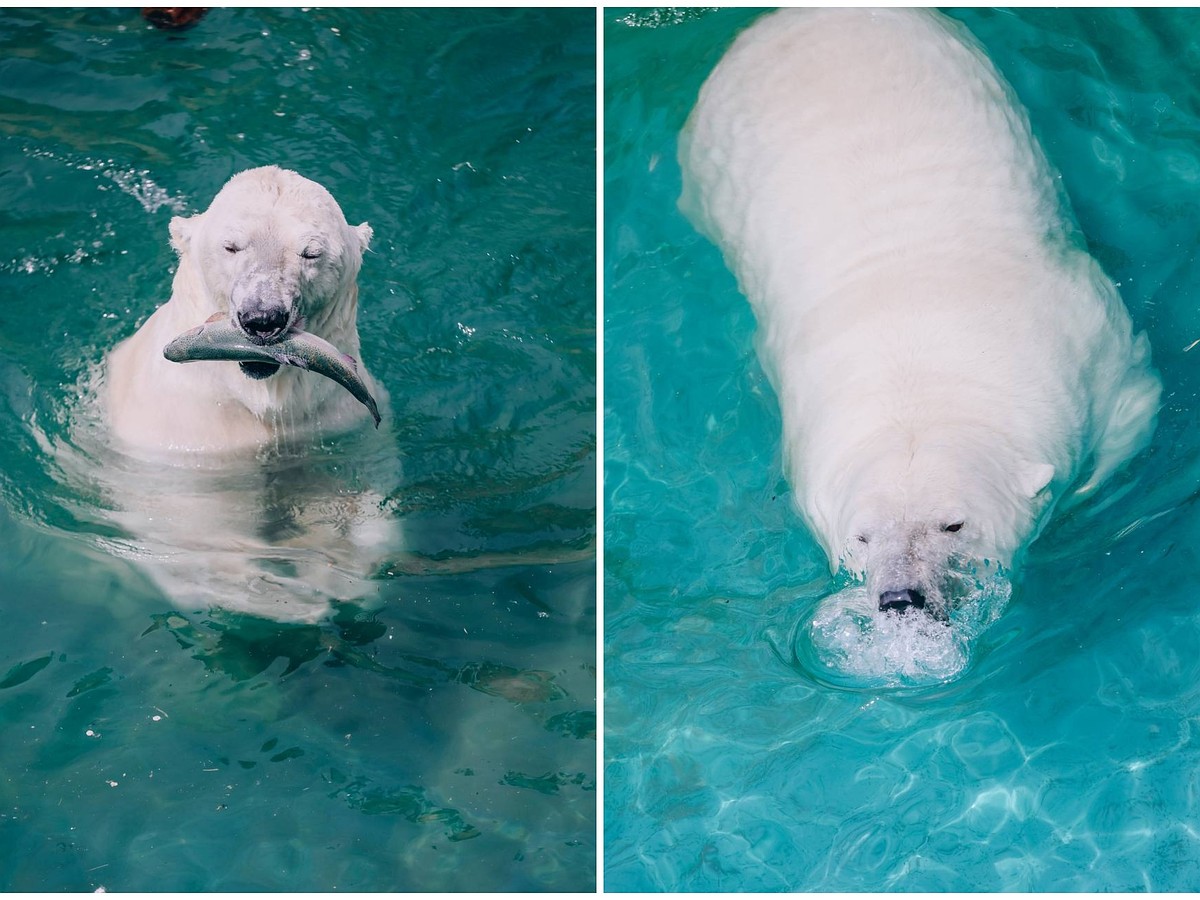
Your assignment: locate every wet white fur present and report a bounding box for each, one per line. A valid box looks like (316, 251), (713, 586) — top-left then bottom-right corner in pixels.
(95, 166), (395, 622)
(680, 9), (1160, 607)
(106, 165), (382, 454)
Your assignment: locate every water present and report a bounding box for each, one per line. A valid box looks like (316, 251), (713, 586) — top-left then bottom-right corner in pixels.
(605, 7), (1200, 891)
(0, 8), (595, 892)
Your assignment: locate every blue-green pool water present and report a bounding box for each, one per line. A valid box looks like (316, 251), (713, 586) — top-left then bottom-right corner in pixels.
(0, 7), (595, 892)
(605, 7), (1200, 891)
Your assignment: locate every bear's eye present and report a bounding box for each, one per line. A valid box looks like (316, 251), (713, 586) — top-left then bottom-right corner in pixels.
(300, 246), (323, 260)
(223, 242), (242, 254)
(943, 522), (964, 533)
(856, 534), (869, 545)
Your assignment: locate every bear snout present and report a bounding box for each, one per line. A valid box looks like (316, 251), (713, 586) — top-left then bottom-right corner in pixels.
(229, 268), (300, 344)
(878, 588), (926, 614)
(237, 303), (291, 344)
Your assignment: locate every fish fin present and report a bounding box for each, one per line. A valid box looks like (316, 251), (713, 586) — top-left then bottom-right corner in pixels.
(278, 354), (310, 370)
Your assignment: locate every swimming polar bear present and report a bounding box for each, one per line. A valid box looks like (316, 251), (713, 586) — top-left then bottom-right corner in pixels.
(679, 8), (1161, 618)
(106, 165), (383, 453)
(95, 166), (397, 623)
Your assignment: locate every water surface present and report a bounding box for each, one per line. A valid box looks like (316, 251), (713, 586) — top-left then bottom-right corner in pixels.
(605, 7), (1200, 891)
(0, 8), (596, 891)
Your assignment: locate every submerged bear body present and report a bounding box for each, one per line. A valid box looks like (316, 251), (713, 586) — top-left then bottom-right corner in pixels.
(679, 8), (1160, 615)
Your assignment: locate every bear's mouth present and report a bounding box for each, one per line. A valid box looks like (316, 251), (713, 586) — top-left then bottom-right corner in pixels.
(240, 360), (281, 380)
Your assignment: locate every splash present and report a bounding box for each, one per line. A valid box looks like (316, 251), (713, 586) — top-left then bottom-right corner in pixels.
(100, 165), (187, 215)
(615, 8), (718, 29)
(25, 146), (189, 214)
(4, 148), (189, 276)
(798, 568), (1012, 689)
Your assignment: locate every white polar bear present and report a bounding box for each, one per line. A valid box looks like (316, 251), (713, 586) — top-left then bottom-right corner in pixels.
(679, 8), (1161, 617)
(106, 165), (384, 454)
(94, 166), (397, 623)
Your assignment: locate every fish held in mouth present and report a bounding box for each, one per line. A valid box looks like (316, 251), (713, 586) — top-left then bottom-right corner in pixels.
(163, 313), (381, 428)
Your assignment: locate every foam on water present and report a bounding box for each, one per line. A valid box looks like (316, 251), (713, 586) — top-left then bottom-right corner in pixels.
(801, 572), (1013, 689)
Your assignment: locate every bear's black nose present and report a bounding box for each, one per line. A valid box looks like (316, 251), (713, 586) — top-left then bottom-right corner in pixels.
(879, 589), (926, 614)
(237, 305), (289, 343)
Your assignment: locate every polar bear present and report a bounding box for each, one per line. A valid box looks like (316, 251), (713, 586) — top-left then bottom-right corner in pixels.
(94, 166), (396, 623)
(106, 165), (383, 454)
(679, 8), (1161, 617)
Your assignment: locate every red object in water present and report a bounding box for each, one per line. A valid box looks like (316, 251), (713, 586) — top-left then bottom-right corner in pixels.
(141, 8), (209, 30)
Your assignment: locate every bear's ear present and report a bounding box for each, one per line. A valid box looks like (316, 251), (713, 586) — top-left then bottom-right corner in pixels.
(1020, 462), (1055, 499)
(169, 214), (200, 256)
(354, 222), (373, 253)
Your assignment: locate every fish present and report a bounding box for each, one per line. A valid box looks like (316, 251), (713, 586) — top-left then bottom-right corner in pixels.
(163, 313), (381, 427)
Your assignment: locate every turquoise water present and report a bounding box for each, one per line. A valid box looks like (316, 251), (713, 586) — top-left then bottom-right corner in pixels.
(605, 7), (1200, 892)
(0, 8), (595, 892)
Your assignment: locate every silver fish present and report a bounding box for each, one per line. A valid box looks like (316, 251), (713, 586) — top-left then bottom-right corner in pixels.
(163, 314), (381, 427)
